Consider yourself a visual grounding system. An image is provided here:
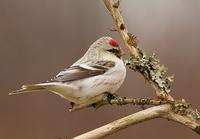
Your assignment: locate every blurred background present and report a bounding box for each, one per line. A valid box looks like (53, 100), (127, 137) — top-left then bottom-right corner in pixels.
(0, 0), (200, 139)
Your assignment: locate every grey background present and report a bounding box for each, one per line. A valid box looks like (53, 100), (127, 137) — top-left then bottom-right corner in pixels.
(0, 0), (200, 139)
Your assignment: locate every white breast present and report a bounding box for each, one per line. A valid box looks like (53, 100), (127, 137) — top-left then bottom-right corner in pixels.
(72, 57), (126, 104)
(47, 55), (126, 105)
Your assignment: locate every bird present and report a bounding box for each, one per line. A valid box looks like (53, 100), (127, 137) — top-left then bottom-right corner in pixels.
(9, 36), (126, 109)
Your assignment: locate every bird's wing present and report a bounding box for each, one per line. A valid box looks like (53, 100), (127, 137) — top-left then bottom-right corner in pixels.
(48, 60), (115, 82)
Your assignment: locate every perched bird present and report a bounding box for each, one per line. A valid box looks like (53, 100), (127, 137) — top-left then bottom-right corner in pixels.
(9, 37), (126, 109)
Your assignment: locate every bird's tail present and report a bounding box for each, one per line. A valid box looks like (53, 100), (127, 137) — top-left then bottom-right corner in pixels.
(8, 84), (47, 95)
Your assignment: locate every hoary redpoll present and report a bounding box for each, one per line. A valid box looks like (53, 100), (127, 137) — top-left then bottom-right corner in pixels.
(9, 37), (126, 109)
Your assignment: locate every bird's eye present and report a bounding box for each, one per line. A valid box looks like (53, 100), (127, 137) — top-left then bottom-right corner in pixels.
(107, 49), (113, 53)
(107, 48), (118, 53)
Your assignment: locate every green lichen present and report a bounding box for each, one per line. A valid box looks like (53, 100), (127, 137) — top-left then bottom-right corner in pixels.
(185, 108), (200, 120)
(193, 126), (200, 134)
(125, 53), (174, 96)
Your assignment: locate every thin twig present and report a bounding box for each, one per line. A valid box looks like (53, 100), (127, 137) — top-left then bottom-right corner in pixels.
(64, 0), (200, 138)
(71, 96), (200, 138)
(103, 0), (140, 57)
(103, 0), (174, 101)
(69, 96), (166, 112)
(67, 0), (200, 139)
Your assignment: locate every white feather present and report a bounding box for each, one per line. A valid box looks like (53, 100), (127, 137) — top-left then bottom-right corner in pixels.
(10, 37), (126, 106)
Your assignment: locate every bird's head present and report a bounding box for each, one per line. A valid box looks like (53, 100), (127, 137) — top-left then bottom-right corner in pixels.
(92, 36), (124, 58)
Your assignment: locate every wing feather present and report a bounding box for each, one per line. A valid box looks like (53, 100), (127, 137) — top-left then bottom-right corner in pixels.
(48, 60), (115, 82)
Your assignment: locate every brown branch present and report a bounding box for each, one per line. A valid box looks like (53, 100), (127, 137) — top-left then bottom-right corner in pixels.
(62, 0), (200, 138)
(69, 96), (166, 112)
(73, 104), (200, 139)
(103, 0), (174, 101)
(70, 96), (200, 138)
(103, 0), (140, 57)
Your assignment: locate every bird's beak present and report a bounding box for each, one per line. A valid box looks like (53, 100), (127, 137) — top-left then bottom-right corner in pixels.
(116, 48), (125, 58)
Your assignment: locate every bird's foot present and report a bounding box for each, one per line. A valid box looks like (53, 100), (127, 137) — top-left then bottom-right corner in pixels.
(104, 92), (117, 104)
(68, 102), (92, 112)
(68, 102), (75, 111)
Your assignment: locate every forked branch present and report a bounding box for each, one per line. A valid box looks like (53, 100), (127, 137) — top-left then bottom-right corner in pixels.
(103, 0), (174, 101)
(73, 104), (199, 139)
(69, 0), (200, 138)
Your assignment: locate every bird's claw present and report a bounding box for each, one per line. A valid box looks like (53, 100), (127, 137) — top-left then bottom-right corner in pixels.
(104, 92), (116, 104)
